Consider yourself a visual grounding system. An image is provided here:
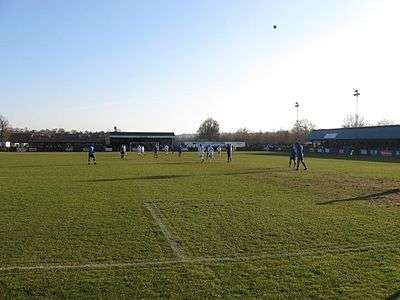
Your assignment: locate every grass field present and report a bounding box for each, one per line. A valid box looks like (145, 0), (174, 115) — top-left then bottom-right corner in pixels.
(0, 151), (399, 299)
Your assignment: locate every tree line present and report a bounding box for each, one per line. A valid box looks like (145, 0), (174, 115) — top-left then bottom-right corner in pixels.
(195, 115), (396, 145)
(0, 115), (108, 143)
(195, 118), (315, 145)
(0, 114), (397, 145)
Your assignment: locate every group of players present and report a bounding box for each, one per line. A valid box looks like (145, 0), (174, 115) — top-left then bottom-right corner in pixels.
(288, 142), (308, 170)
(87, 143), (235, 165)
(88, 142), (307, 170)
(197, 144), (233, 163)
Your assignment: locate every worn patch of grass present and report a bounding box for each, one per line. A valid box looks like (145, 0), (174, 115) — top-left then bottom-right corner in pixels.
(0, 152), (399, 299)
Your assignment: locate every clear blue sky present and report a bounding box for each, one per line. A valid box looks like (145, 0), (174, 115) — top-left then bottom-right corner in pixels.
(1, 0), (398, 133)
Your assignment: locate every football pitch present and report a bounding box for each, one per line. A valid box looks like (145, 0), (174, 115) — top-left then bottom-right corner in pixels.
(0, 152), (399, 299)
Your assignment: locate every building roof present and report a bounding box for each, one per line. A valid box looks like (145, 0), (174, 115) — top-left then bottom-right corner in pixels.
(309, 125), (400, 141)
(109, 132), (175, 139)
(9, 131), (107, 143)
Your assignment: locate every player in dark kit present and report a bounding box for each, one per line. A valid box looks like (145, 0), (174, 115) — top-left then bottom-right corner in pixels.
(227, 144), (233, 163)
(178, 145), (183, 157)
(289, 145), (296, 168)
(88, 145), (96, 165)
(295, 142), (307, 170)
(153, 144), (159, 158)
(120, 145), (127, 159)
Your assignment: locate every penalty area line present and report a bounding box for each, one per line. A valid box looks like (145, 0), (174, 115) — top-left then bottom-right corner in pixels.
(0, 242), (398, 272)
(144, 202), (185, 260)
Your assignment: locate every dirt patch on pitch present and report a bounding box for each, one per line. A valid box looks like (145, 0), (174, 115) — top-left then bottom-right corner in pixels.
(368, 191), (400, 207)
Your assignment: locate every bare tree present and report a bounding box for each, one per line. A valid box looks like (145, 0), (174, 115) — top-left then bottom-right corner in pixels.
(342, 114), (369, 128)
(197, 118), (220, 140)
(292, 119), (316, 143)
(292, 119), (316, 133)
(235, 128), (250, 141)
(0, 115), (10, 141)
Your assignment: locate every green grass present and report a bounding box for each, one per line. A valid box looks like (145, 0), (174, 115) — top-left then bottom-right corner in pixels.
(0, 151), (399, 299)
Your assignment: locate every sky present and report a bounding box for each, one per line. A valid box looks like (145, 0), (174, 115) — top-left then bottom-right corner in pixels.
(1, 0), (400, 133)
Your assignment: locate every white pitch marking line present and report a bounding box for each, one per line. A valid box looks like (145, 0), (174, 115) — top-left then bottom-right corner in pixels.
(0, 242), (397, 272)
(144, 202), (185, 260)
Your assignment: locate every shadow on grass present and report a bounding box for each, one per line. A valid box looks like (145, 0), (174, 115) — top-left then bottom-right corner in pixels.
(0, 164), (78, 169)
(220, 167), (290, 176)
(80, 174), (191, 182)
(0, 281), (12, 298)
(387, 290), (400, 300)
(78, 168), (290, 183)
(133, 161), (202, 166)
(244, 152), (278, 156)
(317, 188), (400, 205)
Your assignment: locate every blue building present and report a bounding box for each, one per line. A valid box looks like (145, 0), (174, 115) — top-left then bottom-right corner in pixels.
(309, 125), (400, 157)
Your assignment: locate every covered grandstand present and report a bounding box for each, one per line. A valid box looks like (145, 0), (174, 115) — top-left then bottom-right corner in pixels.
(7, 131), (107, 152)
(5, 131), (175, 152)
(309, 125), (400, 157)
(108, 132), (175, 151)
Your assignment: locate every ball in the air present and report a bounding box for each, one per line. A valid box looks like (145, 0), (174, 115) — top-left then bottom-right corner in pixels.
(273, 25), (277, 29)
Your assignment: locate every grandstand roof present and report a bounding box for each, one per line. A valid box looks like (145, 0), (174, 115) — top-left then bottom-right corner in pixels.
(9, 131), (107, 143)
(309, 125), (400, 141)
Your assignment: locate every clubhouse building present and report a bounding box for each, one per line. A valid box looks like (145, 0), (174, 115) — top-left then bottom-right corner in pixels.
(108, 132), (175, 151)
